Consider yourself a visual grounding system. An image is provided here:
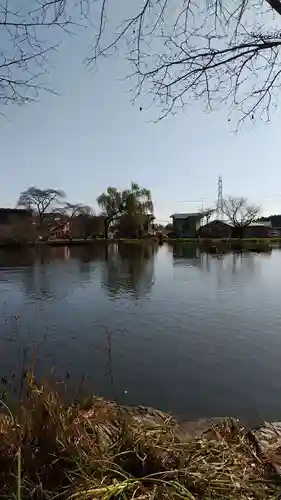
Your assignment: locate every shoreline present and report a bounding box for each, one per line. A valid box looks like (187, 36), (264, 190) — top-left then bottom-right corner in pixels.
(0, 236), (280, 249)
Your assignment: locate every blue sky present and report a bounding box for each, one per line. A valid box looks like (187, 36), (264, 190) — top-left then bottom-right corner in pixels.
(0, 5), (280, 223)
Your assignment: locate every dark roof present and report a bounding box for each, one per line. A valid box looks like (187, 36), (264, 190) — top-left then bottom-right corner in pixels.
(0, 208), (32, 224)
(170, 212), (202, 219)
(202, 219), (232, 227)
(0, 208), (31, 215)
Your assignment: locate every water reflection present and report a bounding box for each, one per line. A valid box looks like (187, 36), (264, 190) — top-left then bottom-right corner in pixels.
(0, 244), (157, 301)
(0, 248), (38, 267)
(169, 242), (260, 278)
(101, 243), (157, 298)
(170, 243), (213, 273)
(0, 244), (281, 424)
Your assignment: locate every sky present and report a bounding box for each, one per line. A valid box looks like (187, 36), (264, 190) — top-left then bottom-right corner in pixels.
(0, 2), (280, 224)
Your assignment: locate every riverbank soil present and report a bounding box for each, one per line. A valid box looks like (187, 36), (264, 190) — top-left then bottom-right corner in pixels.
(1, 383), (281, 499)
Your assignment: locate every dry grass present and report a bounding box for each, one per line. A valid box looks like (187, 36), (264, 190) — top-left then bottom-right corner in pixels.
(0, 381), (281, 499)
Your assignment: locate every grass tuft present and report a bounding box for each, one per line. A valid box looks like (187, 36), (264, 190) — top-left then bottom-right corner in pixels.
(0, 380), (280, 499)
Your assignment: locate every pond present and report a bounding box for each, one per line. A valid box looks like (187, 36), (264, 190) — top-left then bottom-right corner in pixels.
(0, 242), (281, 424)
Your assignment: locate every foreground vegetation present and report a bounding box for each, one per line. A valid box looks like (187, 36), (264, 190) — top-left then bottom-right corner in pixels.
(1, 375), (281, 499)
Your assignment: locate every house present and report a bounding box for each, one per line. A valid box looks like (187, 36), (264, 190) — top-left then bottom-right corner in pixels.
(32, 213), (69, 240)
(0, 208), (33, 243)
(50, 215), (107, 240)
(69, 215), (106, 239)
(243, 221), (272, 238)
(198, 220), (232, 238)
(170, 213), (203, 238)
(257, 216), (281, 237)
(270, 215), (281, 235)
(49, 215), (70, 239)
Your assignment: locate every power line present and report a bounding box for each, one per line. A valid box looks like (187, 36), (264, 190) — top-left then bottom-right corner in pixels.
(174, 194), (281, 203)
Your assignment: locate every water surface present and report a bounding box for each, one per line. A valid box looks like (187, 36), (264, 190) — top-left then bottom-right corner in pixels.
(0, 243), (281, 424)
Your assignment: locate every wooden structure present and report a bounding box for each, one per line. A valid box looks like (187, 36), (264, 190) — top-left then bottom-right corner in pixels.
(198, 220), (232, 238)
(170, 212), (203, 238)
(243, 222), (272, 238)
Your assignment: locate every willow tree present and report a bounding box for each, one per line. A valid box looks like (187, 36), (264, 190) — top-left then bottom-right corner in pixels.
(123, 183), (153, 218)
(119, 183), (154, 238)
(97, 187), (124, 239)
(97, 182), (154, 238)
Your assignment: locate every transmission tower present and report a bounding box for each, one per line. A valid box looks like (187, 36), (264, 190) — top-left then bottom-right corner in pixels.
(216, 175), (223, 220)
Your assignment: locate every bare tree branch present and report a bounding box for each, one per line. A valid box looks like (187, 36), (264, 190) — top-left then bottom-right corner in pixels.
(0, 0), (87, 105)
(266, 0), (281, 17)
(4, 0), (281, 123)
(88, 0), (281, 123)
(221, 196), (261, 227)
(17, 186), (66, 233)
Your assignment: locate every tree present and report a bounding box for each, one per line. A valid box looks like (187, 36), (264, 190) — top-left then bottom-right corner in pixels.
(18, 186), (65, 217)
(90, 0), (281, 124)
(165, 223), (173, 233)
(52, 203), (93, 240)
(199, 208), (215, 225)
(97, 187), (125, 239)
(18, 186), (65, 219)
(123, 182), (153, 218)
(79, 214), (105, 240)
(119, 183), (154, 237)
(97, 182), (154, 238)
(18, 186), (65, 237)
(221, 197), (261, 237)
(58, 203), (93, 223)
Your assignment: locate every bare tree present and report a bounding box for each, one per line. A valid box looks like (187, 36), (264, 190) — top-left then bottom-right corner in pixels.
(53, 202), (94, 240)
(61, 202), (92, 218)
(89, 0), (281, 124)
(0, 0), (91, 105)
(18, 186), (65, 237)
(221, 196), (261, 235)
(6, 1), (281, 123)
(18, 186), (65, 216)
(199, 208), (215, 224)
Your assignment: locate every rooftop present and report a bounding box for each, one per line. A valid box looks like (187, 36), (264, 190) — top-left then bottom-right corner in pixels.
(170, 212), (203, 219)
(0, 208), (31, 214)
(249, 221), (272, 227)
(202, 219), (231, 226)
